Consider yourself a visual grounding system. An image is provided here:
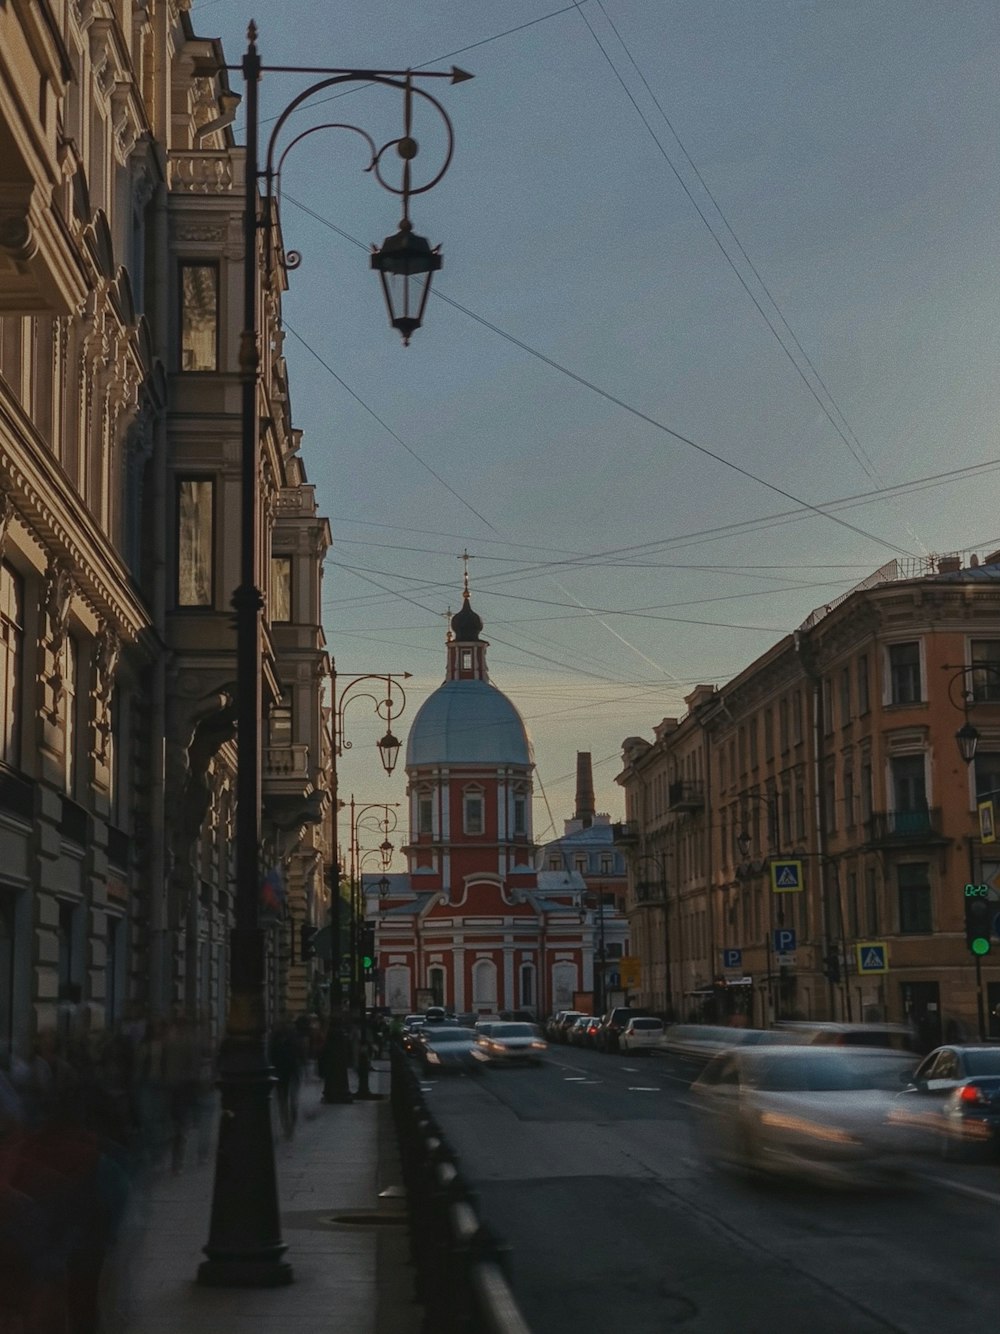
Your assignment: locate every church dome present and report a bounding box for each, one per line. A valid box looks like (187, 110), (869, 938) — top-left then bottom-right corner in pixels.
(450, 594), (483, 642)
(406, 679), (533, 768)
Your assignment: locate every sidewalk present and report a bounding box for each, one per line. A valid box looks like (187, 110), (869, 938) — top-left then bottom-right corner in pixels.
(103, 1060), (420, 1334)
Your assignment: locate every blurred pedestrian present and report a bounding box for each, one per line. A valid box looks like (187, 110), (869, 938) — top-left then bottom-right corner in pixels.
(319, 1018), (352, 1104)
(269, 1015), (303, 1140)
(161, 1015), (199, 1174)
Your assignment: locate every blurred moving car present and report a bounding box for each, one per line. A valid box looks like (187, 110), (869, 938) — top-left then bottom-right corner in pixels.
(662, 1024), (758, 1061)
(691, 1044), (920, 1187)
(477, 1022), (548, 1065)
(416, 1025), (483, 1075)
(584, 1016), (604, 1048)
(619, 1017), (664, 1054)
(776, 1021), (918, 1052)
(892, 1044), (1000, 1160)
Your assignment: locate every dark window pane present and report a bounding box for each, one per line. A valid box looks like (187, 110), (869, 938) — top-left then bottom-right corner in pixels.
(271, 556), (292, 622)
(177, 479), (214, 606)
(889, 642), (921, 704)
(898, 863), (932, 934)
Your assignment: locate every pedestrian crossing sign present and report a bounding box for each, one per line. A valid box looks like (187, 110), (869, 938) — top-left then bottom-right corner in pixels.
(855, 941), (889, 974)
(770, 859), (803, 893)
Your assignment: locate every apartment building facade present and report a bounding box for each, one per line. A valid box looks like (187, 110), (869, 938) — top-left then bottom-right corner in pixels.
(0, 0), (333, 1060)
(618, 557), (1000, 1044)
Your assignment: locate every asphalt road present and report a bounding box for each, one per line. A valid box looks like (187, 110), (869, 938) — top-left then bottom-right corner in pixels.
(417, 1044), (1000, 1334)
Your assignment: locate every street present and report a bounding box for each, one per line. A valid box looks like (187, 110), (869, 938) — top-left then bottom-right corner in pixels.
(418, 1045), (1000, 1334)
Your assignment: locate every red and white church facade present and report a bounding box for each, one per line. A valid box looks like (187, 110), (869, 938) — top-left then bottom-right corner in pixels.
(371, 588), (592, 1017)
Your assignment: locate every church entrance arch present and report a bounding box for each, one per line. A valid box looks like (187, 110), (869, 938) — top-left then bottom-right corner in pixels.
(552, 961), (577, 1012)
(385, 965), (411, 1014)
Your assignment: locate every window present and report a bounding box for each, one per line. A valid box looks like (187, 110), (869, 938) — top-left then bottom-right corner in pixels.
(891, 755), (927, 813)
(971, 640), (1000, 703)
(738, 727), (747, 775)
(0, 562), (23, 766)
(792, 690), (803, 744)
(840, 668), (851, 726)
(748, 719), (758, 770)
(270, 556), (292, 623)
(418, 795), (433, 835)
(460, 649), (472, 671)
(599, 853), (612, 874)
(860, 756), (873, 822)
(857, 655), (870, 715)
(778, 698), (789, 754)
(888, 642), (921, 704)
(548, 857), (560, 870)
(513, 795), (526, 835)
(574, 855), (587, 874)
(179, 262), (219, 371)
(177, 479), (214, 606)
(520, 964), (534, 1009)
(63, 635), (78, 794)
(897, 863), (932, 934)
(822, 677), (834, 733)
(823, 762), (837, 832)
(843, 767), (855, 828)
(847, 872), (859, 937)
(975, 752), (1000, 804)
(268, 690), (292, 748)
(764, 709), (774, 761)
(463, 791), (484, 835)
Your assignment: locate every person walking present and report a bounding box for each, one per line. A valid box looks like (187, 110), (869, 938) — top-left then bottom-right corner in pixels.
(268, 1015), (303, 1140)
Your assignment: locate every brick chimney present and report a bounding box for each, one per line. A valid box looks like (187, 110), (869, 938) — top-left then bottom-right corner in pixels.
(575, 751), (595, 828)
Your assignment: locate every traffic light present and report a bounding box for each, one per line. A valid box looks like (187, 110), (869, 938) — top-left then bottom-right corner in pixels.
(823, 950), (841, 984)
(300, 923), (318, 961)
(360, 923), (376, 972)
(964, 884), (993, 957)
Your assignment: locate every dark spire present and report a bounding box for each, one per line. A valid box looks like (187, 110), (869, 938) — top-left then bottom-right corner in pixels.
(575, 752), (595, 827)
(450, 550), (483, 641)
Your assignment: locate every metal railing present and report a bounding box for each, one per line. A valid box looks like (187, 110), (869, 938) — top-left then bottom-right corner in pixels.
(390, 1044), (533, 1334)
(865, 807), (941, 842)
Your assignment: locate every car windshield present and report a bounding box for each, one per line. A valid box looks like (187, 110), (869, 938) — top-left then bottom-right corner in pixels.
(747, 1051), (915, 1092)
(424, 1027), (476, 1044)
(493, 1023), (536, 1037)
(963, 1049), (1000, 1075)
(629, 1019), (662, 1031)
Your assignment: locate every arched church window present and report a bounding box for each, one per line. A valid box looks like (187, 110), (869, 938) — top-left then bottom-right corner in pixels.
(463, 786), (484, 836)
(472, 958), (497, 1011)
(428, 966), (445, 1007)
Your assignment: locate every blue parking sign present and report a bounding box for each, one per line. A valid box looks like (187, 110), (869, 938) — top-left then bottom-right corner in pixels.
(772, 928), (796, 955)
(722, 948), (742, 969)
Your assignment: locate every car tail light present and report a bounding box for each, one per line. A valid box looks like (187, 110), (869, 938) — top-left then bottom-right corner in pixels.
(958, 1083), (988, 1106)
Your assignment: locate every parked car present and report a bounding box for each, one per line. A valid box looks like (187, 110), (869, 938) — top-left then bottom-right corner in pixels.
(891, 1044), (1000, 1160)
(476, 1022), (548, 1065)
(619, 1016), (664, 1054)
(597, 1007), (644, 1053)
(567, 1016), (593, 1046)
(584, 1015), (604, 1048)
(548, 1010), (587, 1042)
(416, 1025), (483, 1075)
(691, 1044), (920, 1187)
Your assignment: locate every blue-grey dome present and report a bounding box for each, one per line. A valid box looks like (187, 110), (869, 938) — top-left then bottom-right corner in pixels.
(406, 679), (533, 768)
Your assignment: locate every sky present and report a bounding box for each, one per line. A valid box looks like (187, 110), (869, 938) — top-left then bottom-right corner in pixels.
(193, 0), (1000, 858)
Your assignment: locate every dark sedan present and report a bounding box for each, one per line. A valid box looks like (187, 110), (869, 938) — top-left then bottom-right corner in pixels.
(892, 1044), (1000, 1159)
(416, 1025), (484, 1075)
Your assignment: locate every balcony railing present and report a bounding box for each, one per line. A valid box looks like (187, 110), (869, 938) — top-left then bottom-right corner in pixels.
(865, 808), (942, 844)
(668, 780), (704, 812)
(263, 744), (310, 780)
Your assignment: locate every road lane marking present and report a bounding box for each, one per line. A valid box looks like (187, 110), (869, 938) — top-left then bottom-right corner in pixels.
(913, 1171), (1000, 1206)
(564, 1076), (588, 1082)
(627, 1086), (662, 1092)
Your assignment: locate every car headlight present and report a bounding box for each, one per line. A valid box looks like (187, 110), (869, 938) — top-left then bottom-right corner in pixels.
(426, 1051), (441, 1065)
(530, 1041), (546, 1050)
(759, 1110), (859, 1145)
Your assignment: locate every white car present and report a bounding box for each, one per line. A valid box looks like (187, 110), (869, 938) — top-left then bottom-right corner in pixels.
(476, 1022), (548, 1064)
(619, 1016), (664, 1054)
(690, 1044), (920, 1187)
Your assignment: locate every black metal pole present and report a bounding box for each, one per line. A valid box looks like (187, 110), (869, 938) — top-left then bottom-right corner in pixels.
(199, 28), (291, 1288)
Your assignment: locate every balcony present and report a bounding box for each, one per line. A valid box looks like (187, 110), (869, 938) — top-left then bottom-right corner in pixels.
(865, 808), (945, 847)
(262, 745), (319, 832)
(668, 780), (704, 812)
(611, 822), (638, 846)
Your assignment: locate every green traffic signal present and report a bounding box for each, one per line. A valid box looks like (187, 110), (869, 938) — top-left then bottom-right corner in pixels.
(964, 887), (993, 957)
(972, 936), (991, 957)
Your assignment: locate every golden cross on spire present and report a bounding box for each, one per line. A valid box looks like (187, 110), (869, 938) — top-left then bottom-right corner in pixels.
(459, 548), (474, 598)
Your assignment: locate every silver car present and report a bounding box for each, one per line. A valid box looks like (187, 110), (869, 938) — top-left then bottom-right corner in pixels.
(691, 1045), (920, 1187)
(476, 1022), (548, 1065)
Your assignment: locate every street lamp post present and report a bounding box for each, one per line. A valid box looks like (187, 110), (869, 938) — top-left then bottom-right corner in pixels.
(347, 799), (399, 1044)
(333, 663), (412, 776)
(199, 26), (469, 1289)
(944, 662), (1000, 1040)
